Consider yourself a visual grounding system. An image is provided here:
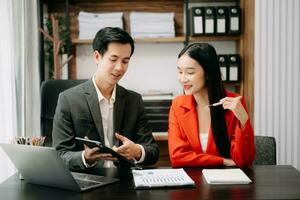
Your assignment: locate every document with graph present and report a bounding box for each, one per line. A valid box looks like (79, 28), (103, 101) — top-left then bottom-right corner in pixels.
(202, 168), (252, 184)
(132, 168), (195, 189)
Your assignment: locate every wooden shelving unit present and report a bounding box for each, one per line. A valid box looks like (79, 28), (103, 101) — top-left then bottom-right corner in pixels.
(72, 36), (186, 44)
(44, 0), (255, 121)
(42, 1), (255, 166)
(189, 35), (240, 42)
(45, 0), (184, 81)
(72, 35), (241, 44)
(43, 0), (254, 122)
(184, 0), (254, 121)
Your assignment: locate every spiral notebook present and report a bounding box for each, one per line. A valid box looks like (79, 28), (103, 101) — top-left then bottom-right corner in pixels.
(202, 168), (252, 184)
(132, 168), (195, 189)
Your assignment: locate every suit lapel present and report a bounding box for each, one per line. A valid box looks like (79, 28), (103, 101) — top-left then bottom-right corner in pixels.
(83, 80), (104, 143)
(177, 96), (201, 153)
(177, 95), (221, 155)
(113, 85), (126, 146)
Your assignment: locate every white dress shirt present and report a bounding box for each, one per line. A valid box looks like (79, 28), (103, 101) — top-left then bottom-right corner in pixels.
(82, 76), (145, 168)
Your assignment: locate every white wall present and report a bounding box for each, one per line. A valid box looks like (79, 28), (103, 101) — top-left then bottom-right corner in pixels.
(76, 43), (183, 96)
(255, 0), (300, 170)
(76, 41), (236, 97)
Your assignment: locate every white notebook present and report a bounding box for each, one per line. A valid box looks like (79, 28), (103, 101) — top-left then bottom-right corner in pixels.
(132, 168), (195, 189)
(202, 168), (252, 184)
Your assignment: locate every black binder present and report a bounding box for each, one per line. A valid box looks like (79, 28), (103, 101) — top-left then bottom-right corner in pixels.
(215, 7), (228, 35)
(228, 6), (241, 35)
(218, 55), (228, 81)
(204, 7), (215, 35)
(191, 7), (204, 36)
(228, 54), (241, 82)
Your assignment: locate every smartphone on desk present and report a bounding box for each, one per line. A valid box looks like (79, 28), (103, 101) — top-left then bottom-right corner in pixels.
(75, 137), (142, 169)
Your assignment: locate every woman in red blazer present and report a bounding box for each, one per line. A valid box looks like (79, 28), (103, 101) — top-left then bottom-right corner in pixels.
(168, 43), (255, 168)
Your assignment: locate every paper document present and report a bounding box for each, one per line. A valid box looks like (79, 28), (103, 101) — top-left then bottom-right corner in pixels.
(132, 168), (195, 189)
(202, 168), (252, 184)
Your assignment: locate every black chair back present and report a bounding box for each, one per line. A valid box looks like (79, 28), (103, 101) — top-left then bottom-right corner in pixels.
(40, 79), (86, 146)
(254, 135), (276, 165)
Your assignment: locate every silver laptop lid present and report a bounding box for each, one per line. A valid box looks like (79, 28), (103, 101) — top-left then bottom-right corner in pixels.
(0, 143), (82, 191)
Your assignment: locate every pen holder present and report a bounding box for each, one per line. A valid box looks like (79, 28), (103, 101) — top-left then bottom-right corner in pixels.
(11, 136), (46, 146)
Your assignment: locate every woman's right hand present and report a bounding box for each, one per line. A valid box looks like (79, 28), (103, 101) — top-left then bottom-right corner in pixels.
(223, 158), (237, 166)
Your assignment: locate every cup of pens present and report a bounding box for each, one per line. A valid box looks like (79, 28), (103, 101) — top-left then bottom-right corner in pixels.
(11, 136), (46, 180)
(12, 136), (46, 146)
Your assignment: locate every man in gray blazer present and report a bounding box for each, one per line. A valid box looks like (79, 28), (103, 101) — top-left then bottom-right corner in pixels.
(52, 27), (159, 171)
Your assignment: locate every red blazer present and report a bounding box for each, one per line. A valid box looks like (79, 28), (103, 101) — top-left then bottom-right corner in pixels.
(168, 91), (255, 168)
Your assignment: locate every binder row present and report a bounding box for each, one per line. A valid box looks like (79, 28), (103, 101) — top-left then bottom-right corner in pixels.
(190, 6), (241, 36)
(218, 54), (241, 82)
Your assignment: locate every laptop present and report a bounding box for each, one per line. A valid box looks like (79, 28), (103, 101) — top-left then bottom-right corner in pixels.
(0, 143), (119, 192)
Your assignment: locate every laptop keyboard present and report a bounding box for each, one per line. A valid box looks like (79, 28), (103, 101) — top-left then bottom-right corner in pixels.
(72, 172), (104, 189)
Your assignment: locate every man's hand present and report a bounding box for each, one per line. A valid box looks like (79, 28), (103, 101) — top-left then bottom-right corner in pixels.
(83, 143), (117, 165)
(113, 133), (142, 160)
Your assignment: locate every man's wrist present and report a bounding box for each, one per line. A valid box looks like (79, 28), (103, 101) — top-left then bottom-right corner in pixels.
(135, 144), (142, 160)
(134, 144), (145, 164)
(81, 150), (97, 168)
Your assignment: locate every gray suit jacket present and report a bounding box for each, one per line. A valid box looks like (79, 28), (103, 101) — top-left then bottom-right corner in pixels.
(52, 79), (159, 170)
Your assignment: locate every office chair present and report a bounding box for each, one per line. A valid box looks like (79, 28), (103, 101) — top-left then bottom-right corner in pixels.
(40, 79), (86, 146)
(254, 136), (276, 165)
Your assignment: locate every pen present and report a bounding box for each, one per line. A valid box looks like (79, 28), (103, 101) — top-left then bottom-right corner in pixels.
(207, 96), (242, 107)
(207, 102), (223, 107)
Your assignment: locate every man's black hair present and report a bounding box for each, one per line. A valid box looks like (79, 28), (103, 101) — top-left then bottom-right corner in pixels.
(92, 27), (135, 56)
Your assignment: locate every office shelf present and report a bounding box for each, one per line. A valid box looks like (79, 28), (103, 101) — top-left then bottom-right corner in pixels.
(189, 35), (240, 42)
(72, 35), (240, 44)
(72, 36), (186, 44)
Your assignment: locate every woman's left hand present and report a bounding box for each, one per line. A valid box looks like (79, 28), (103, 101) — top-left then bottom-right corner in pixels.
(223, 158), (237, 166)
(220, 96), (249, 127)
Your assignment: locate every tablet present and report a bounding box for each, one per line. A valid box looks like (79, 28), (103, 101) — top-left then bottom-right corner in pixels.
(75, 137), (142, 169)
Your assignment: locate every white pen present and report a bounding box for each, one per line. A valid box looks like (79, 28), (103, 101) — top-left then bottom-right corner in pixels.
(206, 96), (242, 108)
(207, 102), (223, 107)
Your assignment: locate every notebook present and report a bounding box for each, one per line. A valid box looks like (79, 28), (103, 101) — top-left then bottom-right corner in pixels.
(202, 168), (252, 184)
(132, 168), (195, 189)
(0, 143), (119, 192)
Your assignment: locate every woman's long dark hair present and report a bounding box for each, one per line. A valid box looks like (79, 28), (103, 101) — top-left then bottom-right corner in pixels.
(178, 43), (230, 158)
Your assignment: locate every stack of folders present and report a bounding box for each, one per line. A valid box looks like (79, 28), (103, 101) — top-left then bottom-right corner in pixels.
(78, 11), (123, 39)
(132, 168), (195, 189)
(130, 12), (175, 38)
(202, 168), (252, 184)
